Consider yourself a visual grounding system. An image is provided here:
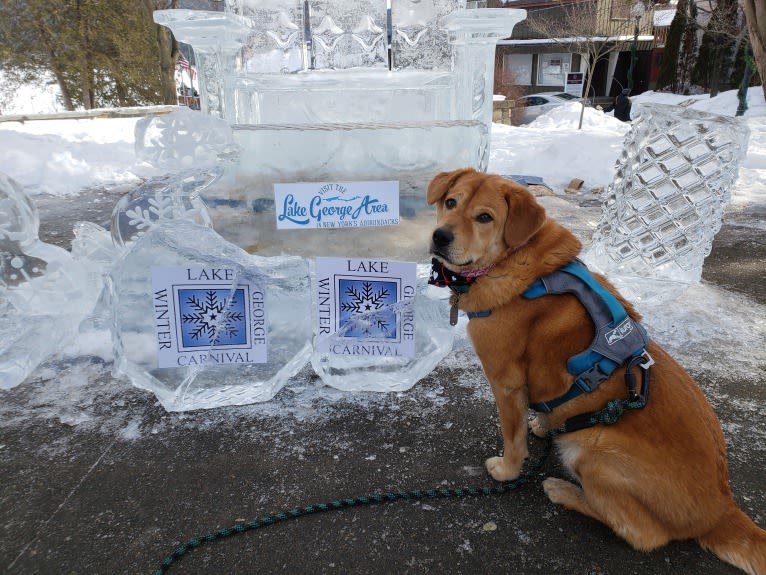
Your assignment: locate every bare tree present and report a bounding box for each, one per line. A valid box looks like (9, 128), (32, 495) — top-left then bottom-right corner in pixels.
(526, 0), (643, 129)
(743, 0), (766, 102)
(690, 0), (745, 96)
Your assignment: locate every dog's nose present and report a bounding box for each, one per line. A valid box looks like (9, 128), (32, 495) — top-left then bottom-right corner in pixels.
(432, 227), (454, 248)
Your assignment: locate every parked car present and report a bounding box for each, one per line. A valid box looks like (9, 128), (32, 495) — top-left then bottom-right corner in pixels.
(512, 92), (581, 125)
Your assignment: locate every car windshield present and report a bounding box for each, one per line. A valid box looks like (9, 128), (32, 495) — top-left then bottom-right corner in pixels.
(553, 93), (577, 100)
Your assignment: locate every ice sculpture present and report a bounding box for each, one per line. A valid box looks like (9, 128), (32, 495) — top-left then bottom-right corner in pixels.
(153, 2), (527, 196)
(107, 219), (312, 411)
(311, 269), (453, 392)
(0, 174), (99, 389)
(110, 168), (217, 247)
(202, 178), (456, 393)
(586, 104), (750, 301)
(70, 221), (122, 333)
(118, 0), (527, 400)
(134, 106), (238, 171)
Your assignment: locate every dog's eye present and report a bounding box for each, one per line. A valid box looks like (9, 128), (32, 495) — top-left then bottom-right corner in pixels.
(476, 213), (493, 223)
(445, 198), (457, 209)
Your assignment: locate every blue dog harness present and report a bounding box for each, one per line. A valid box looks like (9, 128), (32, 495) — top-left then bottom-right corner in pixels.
(521, 259), (652, 413)
(430, 257), (654, 431)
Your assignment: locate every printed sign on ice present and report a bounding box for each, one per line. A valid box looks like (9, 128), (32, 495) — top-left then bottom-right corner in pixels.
(274, 181), (400, 230)
(315, 257), (416, 358)
(151, 266), (268, 368)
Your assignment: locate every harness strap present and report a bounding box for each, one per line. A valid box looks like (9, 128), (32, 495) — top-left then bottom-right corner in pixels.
(523, 259), (651, 413)
(466, 310), (491, 319)
(550, 354), (652, 435)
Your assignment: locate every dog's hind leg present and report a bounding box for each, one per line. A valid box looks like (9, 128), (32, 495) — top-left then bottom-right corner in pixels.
(542, 477), (672, 551)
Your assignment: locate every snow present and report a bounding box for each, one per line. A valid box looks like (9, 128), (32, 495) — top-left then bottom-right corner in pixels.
(0, 117), (150, 196)
(489, 89), (766, 207)
(0, 85), (764, 427)
(0, 73), (63, 115)
(2, 87), (764, 205)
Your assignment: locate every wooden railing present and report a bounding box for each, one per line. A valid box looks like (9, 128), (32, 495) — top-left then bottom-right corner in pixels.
(0, 105), (178, 124)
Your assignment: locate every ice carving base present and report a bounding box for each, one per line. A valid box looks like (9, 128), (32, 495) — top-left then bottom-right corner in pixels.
(107, 220), (313, 412)
(311, 271), (454, 392)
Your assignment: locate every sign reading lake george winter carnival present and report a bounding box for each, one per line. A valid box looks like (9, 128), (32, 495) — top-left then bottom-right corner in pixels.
(315, 257), (417, 358)
(151, 266), (268, 368)
(273, 181), (400, 230)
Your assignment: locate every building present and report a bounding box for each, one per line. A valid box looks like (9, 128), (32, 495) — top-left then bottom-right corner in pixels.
(491, 0), (656, 101)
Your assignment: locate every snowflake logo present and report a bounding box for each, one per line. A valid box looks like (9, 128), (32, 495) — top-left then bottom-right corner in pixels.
(121, 189), (204, 243)
(126, 191), (175, 231)
(338, 279), (397, 339)
(178, 288), (247, 348)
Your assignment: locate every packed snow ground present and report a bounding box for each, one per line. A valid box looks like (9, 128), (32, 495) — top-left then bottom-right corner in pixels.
(0, 86), (764, 429)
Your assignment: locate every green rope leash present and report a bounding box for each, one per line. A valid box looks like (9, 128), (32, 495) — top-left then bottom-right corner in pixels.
(152, 436), (553, 575)
(152, 361), (650, 575)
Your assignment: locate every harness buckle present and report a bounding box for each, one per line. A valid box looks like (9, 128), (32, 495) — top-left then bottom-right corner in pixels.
(575, 363), (609, 392)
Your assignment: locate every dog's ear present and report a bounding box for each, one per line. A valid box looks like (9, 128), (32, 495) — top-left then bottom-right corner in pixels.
(426, 168), (476, 205)
(503, 183), (547, 249)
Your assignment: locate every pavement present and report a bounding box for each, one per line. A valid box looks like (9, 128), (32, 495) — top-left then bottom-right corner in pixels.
(1, 188), (764, 575)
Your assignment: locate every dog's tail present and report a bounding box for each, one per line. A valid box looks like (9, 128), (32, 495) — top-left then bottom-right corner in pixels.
(698, 505), (766, 575)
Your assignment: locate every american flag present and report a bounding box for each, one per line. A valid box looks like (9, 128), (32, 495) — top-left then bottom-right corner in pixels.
(178, 52), (196, 80)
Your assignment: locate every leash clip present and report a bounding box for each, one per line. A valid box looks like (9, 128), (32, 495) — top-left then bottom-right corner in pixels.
(625, 351), (652, 405)
(638, 351), (654, 370)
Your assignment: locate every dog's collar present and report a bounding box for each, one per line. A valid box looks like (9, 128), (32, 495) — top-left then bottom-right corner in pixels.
(466, 309), (492, 319)
(428, 240), (531, 294)
(429, 243), (531, 323)
(428, 258), (497, 293)
(428, 258), (496, 324)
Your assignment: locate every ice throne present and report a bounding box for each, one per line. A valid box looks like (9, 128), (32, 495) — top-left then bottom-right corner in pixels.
(154, 0), (526, 195)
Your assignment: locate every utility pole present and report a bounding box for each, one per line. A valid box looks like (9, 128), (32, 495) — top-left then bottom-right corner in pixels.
(736, 44), (754, 117)
(628, 0), (648, 93)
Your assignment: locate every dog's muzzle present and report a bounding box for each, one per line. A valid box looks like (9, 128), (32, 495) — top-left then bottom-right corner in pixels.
(430, 227), (455, 262)
(431, 227), (453, 250)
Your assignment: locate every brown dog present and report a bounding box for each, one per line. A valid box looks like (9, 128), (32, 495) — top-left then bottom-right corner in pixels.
(427, 168), (766, 575)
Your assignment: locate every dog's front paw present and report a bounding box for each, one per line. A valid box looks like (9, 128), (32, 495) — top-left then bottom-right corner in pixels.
(529, 416), (547, 438)
(485, 456), (522, 482)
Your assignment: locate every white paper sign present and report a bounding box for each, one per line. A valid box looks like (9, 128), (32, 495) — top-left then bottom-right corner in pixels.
(151, 266), (268, 368)
(565, 72), (584, 98)
(274, 180), (400, 230)
(315, 257), (417, 357)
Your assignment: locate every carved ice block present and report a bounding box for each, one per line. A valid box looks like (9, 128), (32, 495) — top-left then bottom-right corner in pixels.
(0, 174), (99, 389)
(154, 3), (527, 195)
(107, 220), (312, 411)
(586, 104), (750, 300)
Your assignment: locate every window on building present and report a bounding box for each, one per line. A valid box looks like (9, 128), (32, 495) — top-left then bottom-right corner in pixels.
(537, 53), (571, 87)
(503, 53), (533, 86)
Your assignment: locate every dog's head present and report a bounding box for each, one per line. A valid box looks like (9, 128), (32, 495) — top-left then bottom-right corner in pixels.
(427, 168), (546, 271)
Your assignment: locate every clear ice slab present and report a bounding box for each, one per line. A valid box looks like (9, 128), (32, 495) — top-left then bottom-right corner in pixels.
(107, 219), (312, 411)
(585, 103), (750, 302)
(311, 271), (454, 392)
(198, 185), (455, 393)
(134, 106), (239, 172)
(0, 173), (100, 389)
